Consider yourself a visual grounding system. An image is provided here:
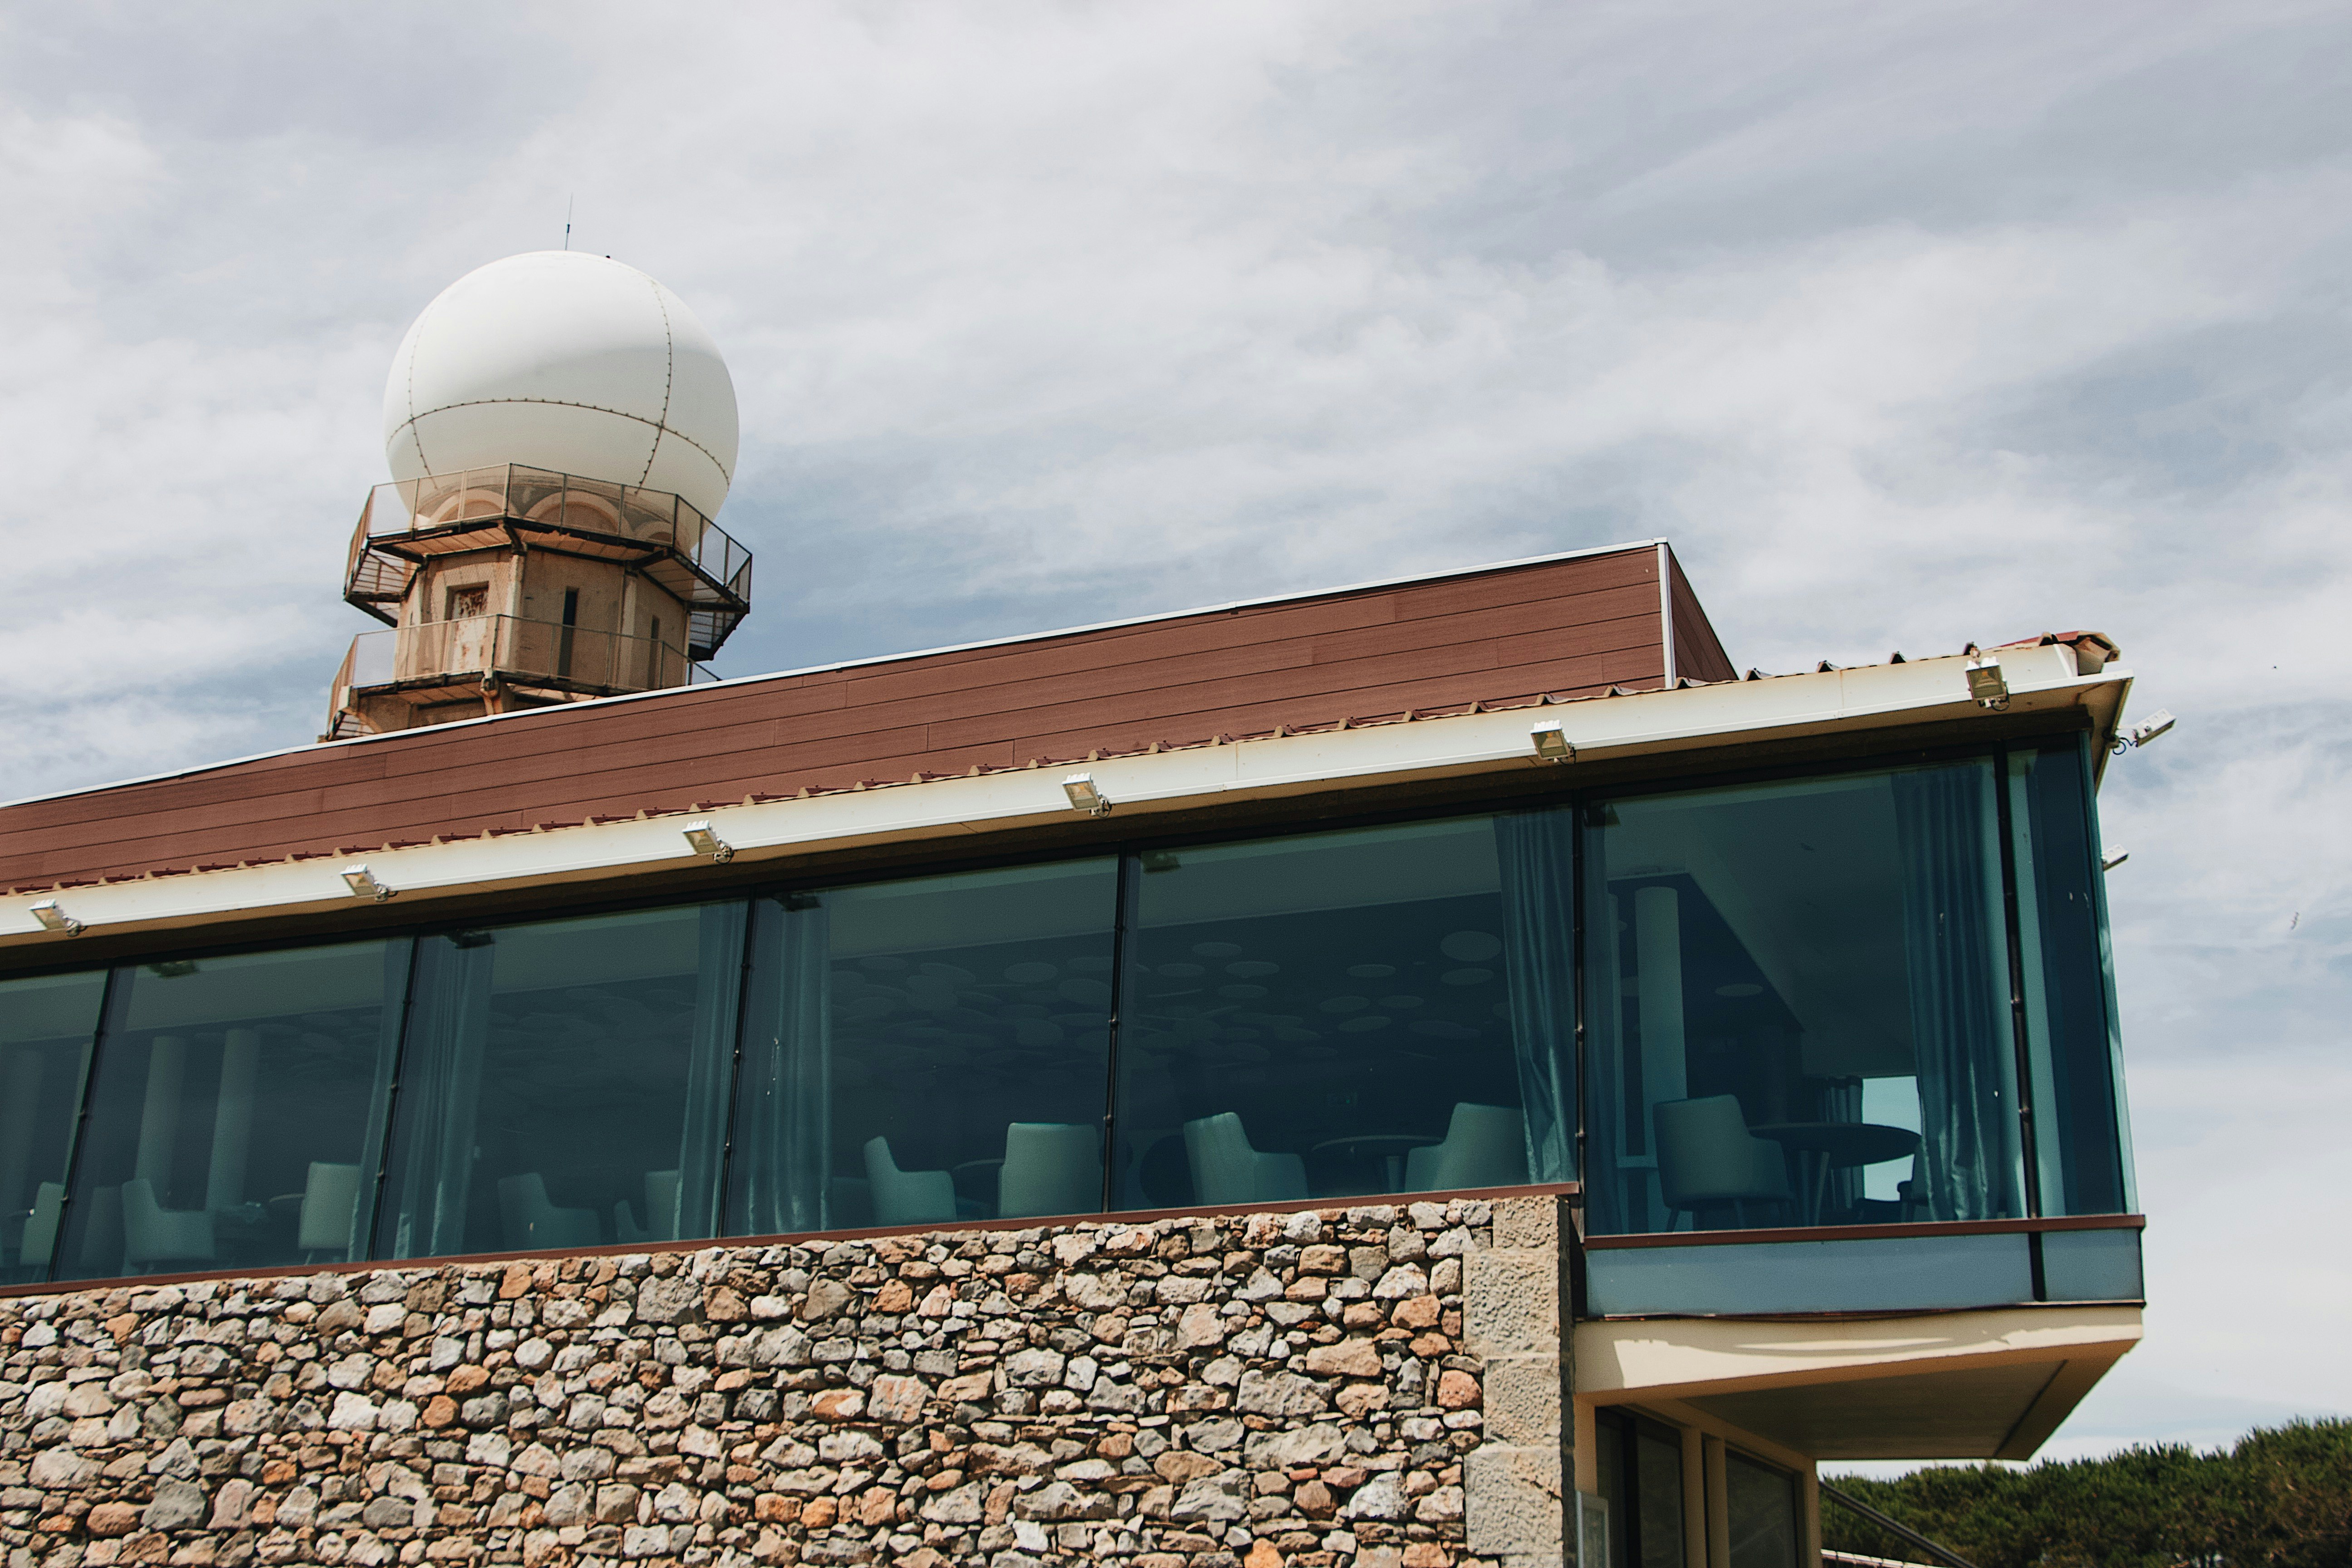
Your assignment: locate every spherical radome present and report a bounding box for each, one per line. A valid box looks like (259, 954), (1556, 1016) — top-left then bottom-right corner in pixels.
(382, 251), (740, 519)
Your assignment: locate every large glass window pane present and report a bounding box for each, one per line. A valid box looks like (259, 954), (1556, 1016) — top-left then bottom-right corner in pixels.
(1593, 1409), (1686, 1568)
(728, 860), (1118, 1236)
(1114, 813), (1573, 1210)
(377, 904), (744, 1259)
(0, 970), (106, 1283)
(56, 941), (408, 1282)
(1725, 1450), (1801, 1568)
(2009, 741), (2135, 1215)
(1584, 761), (2024, 1235)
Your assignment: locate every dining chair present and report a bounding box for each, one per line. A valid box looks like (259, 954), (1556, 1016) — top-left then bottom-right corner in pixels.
(997, 1123), (1099, 1220)
(1182, 1112), (1308, 1205)
(495, 1173), (601, 1252)
(1653, 1096), (1793, 1230)
(120, 1178), (217, 1267)
(16, 1181), (64, 1274)
(1404, 1103), (1529, 1192)
(297, 1162), (364, 1262)
(615, 1170), (684, 1244)
(862, 1137), (957, 1227)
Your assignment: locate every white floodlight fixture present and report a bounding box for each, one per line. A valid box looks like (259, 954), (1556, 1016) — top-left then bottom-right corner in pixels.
(2102, 849), (2130, 872)
(1531, 720), (1574, 763)
(2126, 709), (2176, 749)
(1965, 657), (2010, 710)
(341, 865), (395, 902)
(29, 900), (83, 936)
(1063, 774), (1112, 816)
(682, 821), (735, 862)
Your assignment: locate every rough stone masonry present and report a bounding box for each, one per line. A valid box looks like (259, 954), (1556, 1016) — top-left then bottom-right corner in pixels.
(1, 1196), (1567, 1568)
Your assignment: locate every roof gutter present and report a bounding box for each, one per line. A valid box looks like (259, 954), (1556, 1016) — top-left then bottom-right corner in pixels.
(0, 645), (2127, 952)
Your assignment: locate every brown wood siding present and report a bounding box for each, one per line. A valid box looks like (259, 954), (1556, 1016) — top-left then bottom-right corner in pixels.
(2, 548), (1691, 889)
(1666, 548), (1737, 684)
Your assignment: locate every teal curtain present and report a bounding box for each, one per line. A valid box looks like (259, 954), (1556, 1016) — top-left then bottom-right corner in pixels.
(377, 935), (494, 1259)
(672, 902), (749, 1241)
(1494, 809), (1578, 1183)
(1893, 763), (2023, 1221)
(727, 897), (833, 1236)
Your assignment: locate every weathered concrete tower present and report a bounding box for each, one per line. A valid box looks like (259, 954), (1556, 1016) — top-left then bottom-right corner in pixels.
(326, 252), (753, 738)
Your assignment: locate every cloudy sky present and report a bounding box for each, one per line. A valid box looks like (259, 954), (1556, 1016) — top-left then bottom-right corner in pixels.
(4, 1), (2348, 1465)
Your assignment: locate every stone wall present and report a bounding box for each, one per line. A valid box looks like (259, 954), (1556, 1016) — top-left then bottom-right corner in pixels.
(1, 1197), (1569, 1568)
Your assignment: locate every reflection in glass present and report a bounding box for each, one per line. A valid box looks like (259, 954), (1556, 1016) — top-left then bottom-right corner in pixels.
(377, 905), (743, 1258)
(1584, 762), (2024, 1235)
(1594, 1408), (1686, 1568)
(0, 970), (106, 1282)
(1113, 814), (1573, 1210)
(55, 942), (407, 1281)
(1725, 1451), (1800, 1568)
(2009, 741), (2135, 1215)
(729, 860), (1119, 1236)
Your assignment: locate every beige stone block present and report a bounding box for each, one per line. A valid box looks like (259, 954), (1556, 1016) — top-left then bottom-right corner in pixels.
(1493, 1197), (1560, 1250)
(1463, 1251), (1559, 1356)
(1480, 1353), (1562, 1445)
(1465, 1442), (1563, 1558)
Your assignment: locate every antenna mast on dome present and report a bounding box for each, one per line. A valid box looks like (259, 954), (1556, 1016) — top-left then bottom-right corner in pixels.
(321, 252), (753, 741)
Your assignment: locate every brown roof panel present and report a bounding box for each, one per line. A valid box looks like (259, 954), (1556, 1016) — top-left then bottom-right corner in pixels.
(0, 544), (1706, 891)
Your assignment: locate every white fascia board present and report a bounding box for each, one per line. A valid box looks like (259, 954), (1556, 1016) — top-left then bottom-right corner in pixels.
(0, 647), (2126, 951)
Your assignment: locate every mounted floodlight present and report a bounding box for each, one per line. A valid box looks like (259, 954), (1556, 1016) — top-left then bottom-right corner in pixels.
(1530, 720), (1574, 763)
(1063, 774), (1112, 816)
(2102, 849), (2130, 872)
(2125, 709), (2176, 749)
(341, 865), (395, 903)
(1964, 659), (2009, 710)
(682, 821), (735, 862)
(29, 900), (83, 936)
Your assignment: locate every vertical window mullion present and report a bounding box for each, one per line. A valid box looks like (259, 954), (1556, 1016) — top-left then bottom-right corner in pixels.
(1099, 851), (1139, 1215)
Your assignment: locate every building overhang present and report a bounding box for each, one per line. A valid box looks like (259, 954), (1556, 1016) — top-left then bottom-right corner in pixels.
(1575, 1303), (2143, 1461)
(0, 642), (2128, 956)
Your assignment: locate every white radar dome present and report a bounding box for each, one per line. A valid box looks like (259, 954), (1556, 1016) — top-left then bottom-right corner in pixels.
(383, 251), (740, 519)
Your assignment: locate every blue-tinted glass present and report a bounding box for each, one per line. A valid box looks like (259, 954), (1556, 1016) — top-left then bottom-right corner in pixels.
(1583, 762), (2024, 1235)
(1595, 1409), (1684, 1568)
(2009, 742), (2134, 1215)
(1583, 1232), (2034, 1316)
(377, 904), (744, 1259)
(729, 860), (1118, 1236)
(1725, 1452), (1800, 1568)
(1113, 813), (1572, 1210)
(0, 970), (106, 1283)
(56, 941), (408, 1282)
(2039, 1227), (2143, 1301)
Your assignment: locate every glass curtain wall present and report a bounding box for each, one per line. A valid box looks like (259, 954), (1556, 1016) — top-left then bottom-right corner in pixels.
(1113, 813), (1575, 1210)
(728, 860), (1119, 1235)
(375, 904), (744, 1259)
(0, 971), (107, 1283)
(54, 941), (408, 1281)
(0, 736), (2135, 1283)
(1583, 760), (2028, 1235)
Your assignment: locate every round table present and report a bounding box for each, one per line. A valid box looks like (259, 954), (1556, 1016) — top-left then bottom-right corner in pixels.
(1310, 1133), (1440, 1195)
(1748, 1122), (1921, 1226)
